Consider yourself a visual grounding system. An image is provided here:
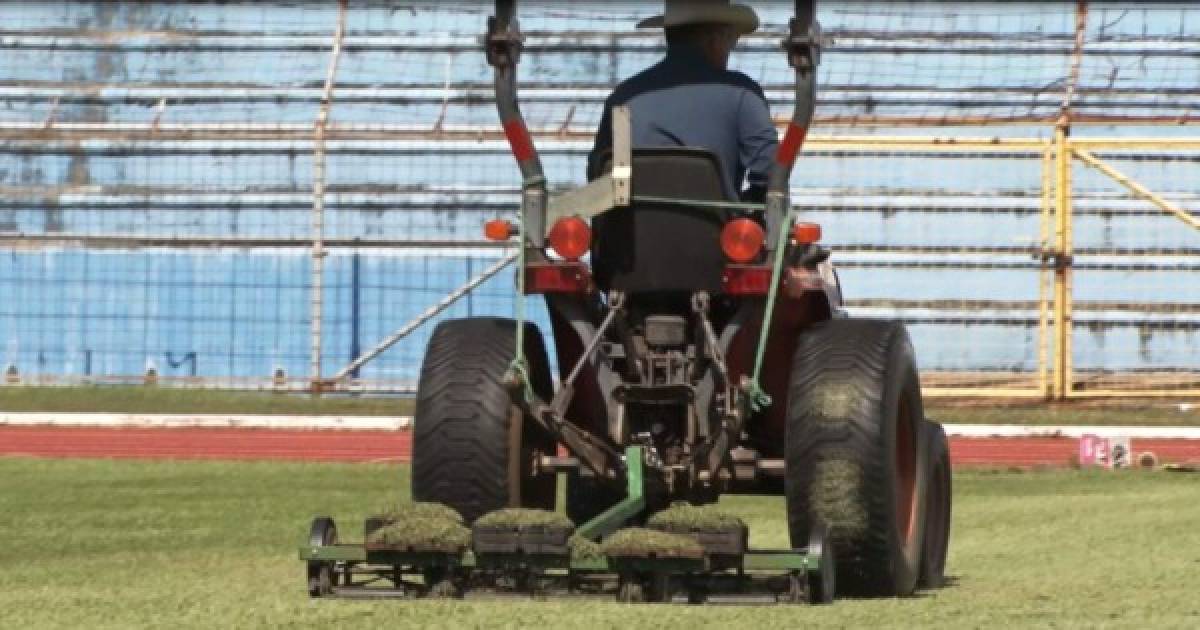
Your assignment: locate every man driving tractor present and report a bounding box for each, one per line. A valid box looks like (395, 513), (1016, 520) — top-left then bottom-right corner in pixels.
(588, 0), (778, 203)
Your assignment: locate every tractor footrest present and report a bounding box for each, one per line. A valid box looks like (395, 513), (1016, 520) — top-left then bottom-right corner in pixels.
(472, 524), (573, 556)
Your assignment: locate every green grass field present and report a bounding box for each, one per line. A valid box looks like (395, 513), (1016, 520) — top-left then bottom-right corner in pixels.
(2, 458), (1198, 629)
(0, 386), (412, 416)
(3, 385), (1198, 426)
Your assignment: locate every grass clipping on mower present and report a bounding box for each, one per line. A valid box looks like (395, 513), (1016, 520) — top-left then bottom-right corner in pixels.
(568, 535), (605, 562)
(366, 502), (470, 553)
(601, 528), (704, 559)
(646, 504), (745, 532)
(377, 502), (464, 524)
(473, 508), (572, 529)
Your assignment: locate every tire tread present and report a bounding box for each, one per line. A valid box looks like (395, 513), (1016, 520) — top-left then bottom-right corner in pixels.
(784, 318), (925, 596)
(411, 317), (553, 523)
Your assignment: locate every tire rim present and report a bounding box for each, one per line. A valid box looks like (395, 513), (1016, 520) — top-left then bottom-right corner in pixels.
(895, 399), (918, 545)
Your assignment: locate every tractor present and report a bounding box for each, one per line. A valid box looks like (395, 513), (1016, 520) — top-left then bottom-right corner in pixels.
(304, 0), (952, 603)
(407, 0), (952, 598)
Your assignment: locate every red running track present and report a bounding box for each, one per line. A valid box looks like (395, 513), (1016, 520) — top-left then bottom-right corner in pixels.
(948, 436), (1200, 467)
(2, 427), (1199, 467)
(0, 426), (411, 463)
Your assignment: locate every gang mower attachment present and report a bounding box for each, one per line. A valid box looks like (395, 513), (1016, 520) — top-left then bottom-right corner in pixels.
(301, 447), (837, 604)
(301, 0), (952, 604)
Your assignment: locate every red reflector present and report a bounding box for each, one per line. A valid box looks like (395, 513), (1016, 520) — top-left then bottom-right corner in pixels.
(548, 217), (592, 261)
(720, 218), (765, 264)
(484, 219), (514, 241)
(525, 262), (591, 294)
(722, 265), (773, 296)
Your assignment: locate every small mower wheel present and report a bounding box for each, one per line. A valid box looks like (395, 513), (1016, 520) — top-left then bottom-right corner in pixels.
(785, 319), (930, 597)
(412, 318), (557, 523)
(426, 577), (462, 599)
(806, 522), (836, 605)
(306, 517), (338, 598)
(646, 572), (673, 603)
(616, 575), (645, 603)
(918, 420), (953, 589)
(783, 573), (805, 605)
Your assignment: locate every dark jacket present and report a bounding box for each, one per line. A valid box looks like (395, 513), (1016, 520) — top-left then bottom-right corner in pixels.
(588, 44), (778, 200)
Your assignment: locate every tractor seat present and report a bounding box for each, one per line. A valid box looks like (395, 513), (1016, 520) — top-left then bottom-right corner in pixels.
(591, 148), (733, 295)
(588, 147), (736, 202)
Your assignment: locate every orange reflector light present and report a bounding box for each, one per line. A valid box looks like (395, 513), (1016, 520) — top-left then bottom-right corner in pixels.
(548, 217), (591, 261)
(720, 218), (765, 263)
(792, 221), (822, 245)
(484, 219), (514, 241)
(722, 265), (773, 296)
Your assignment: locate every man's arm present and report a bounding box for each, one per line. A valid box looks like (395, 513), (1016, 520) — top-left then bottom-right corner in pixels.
(736, 85), (779, 202)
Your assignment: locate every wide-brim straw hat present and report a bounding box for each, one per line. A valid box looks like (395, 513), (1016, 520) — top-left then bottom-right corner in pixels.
(637, 0), (760, 36)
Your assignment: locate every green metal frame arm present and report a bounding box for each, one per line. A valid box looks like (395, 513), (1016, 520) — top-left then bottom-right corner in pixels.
(575, 446), (645, 541)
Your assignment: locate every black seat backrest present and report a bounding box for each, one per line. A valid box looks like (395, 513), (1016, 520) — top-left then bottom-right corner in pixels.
(589, 147), (735, 201)
(592, 148), (732, 295)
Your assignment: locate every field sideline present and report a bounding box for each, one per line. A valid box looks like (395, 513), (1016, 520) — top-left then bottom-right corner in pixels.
(2, 385), (1198, 426)
(2, 458), (1198, 628)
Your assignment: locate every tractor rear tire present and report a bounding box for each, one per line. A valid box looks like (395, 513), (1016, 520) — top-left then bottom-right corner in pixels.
(918, 420), (952, 589)
(784, 319), (928, 597)
(411, 317), (556, 523)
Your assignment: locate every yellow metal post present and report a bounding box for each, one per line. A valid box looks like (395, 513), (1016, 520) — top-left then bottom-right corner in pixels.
(1052, 125), (1074, 399)
(1037, 146), (1054, 398)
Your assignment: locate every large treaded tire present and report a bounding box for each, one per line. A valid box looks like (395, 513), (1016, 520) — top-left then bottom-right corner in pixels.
(784, 319), (929, 597)
(411, 317), (556, 523)
(918, 420), (952, 589)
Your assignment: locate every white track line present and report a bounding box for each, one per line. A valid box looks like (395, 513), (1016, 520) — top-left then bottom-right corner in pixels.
(2, 413), (1199, 439)
(943, 424), (1200, 440)
(0, 412), (411, 431)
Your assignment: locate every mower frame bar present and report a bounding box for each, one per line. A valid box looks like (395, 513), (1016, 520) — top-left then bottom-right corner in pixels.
(299, 544), (816, 574)
(574, 446), (646, 541)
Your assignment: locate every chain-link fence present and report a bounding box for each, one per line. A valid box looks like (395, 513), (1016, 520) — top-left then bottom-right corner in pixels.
(1, 1), (1197, 397)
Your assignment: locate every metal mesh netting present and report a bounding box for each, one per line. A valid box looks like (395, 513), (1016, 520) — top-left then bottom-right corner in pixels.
(0, 1), (1197, 394)
(1067, 145), (1200, 393)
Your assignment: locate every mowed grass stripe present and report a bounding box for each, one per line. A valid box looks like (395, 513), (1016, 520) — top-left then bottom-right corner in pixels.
(1, 458), (1199, 628)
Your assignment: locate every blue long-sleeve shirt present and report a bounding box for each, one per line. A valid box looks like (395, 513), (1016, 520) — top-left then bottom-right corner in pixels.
(588, 44), (778, 200)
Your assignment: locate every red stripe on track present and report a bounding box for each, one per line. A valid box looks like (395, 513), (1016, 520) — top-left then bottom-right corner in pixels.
(0, 426), (411, 462)
(3, 427), (1198, 467)
(950, 436), (1200, 468)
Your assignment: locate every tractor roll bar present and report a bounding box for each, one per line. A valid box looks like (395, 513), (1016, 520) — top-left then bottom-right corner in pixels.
(487, 1), (822, 247)
(765, 0), (822, 247)
(487, 0), (548, 246)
